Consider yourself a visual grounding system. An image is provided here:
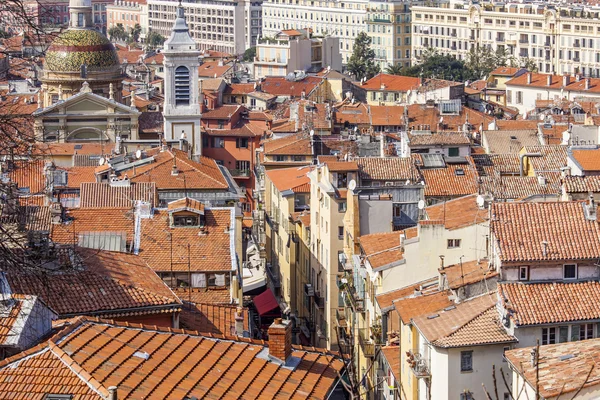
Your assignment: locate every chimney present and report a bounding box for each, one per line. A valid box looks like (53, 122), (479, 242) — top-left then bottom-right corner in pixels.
(585, 193), (597, 221)
(541, 240), (548, 258)
(108, 386), (118, 400)
(526, 73), (532, 85)
(585, 78), (590, 90)
(562, 75), (570, 87)
(576, 74), (581, 82)
(546, 74), (552, 86)
(234, 307), (244, 336)
(268, 317), (292, 363)
(171, 163), (179, 176)
(530, 348), (537, 367)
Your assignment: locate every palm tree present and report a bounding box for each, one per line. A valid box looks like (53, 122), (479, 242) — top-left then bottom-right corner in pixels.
(385, 64), (404, 75)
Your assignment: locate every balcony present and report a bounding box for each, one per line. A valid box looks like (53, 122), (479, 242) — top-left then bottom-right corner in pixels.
(574, 42), (581, 47)
(314, 291), (325, 308)
(519, 39), (529, 44)
(344, 284), (365, 313)
(573, 57), (581, 62)
(336, 308), (347, 329)
(358, 328), (375, 358)
(228, 168), (250, 178)
(544, 41), (551, 47)
(406, 350), (431, 378)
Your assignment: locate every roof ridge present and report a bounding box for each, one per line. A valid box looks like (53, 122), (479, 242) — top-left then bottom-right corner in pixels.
(170, 149), (228, 187)
(434, 304), (497, 344)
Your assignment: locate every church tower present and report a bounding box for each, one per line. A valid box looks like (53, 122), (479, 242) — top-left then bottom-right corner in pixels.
(163, 1), (202, 157)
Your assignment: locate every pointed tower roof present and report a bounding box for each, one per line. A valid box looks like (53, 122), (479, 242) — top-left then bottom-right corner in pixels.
(164, 0), (197, 52)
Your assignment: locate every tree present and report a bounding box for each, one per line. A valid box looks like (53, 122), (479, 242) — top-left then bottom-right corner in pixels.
(242, 46), (256, 62)
(465, 45), (498, 80)
(108, 23), (127, 42)
(145, 31), (166, 49)
(347, 32), (380, 81)
(385, 64), (404, 75)
(130, 23), (141, 43)
(519, 57), (538, 73)
(400, 48), (469, 81)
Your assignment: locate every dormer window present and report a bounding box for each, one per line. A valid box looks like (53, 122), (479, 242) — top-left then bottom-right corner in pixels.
(337, 172), (348, 188)
(167, 198), (205, 228)
(173, 215), (202, 227)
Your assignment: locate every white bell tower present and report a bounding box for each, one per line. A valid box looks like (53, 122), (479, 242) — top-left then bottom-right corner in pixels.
(163, 0), (202, 157)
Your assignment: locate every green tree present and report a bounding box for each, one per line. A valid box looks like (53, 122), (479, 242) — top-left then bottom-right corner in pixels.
(347, 32), (380, 81)
(108, 23), (127, 42)
(401, 48), (468, 81)
(145, 31), (166, 49)
(519, 57), (538, 72)
(242, 46), (256, 62)
(385, 64), (404, 75)
(465, 45), (498, 80)
(130, 23), (141, 43)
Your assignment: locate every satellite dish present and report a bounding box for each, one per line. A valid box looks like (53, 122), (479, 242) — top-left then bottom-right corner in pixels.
(348, 179), (357, 191)
(310, 129), (315, 136)
(135, 149), (142, 159)
(476, 195), (485, 207)
(539, 114), (545, 121)
(405, 180), (410, 185)
(99, 157), (105, 166)
(418, 200), (425, 210)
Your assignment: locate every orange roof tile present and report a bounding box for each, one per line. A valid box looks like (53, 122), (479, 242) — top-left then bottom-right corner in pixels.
(198, 61), (233, 78)
(375, 278), (438, 311)
(173, 287), (232, 305)
(571, 148), (600, 172)
(139, 208), (234, 272)
(0, 318), (345, 399)
(261, 76), (322, 98)
(440, 259), (498, 290)
(507, 72), (600, 94)
(357, 157), (420, 182)
(6, 249), (180, 317)
(265, 166), (312, 193)
(263, 133), (312, 156)
(361, 73), (421, 92)
(79, 182), (158, 208)
(499, 281), (600, 326)
(564, 175), (600, 193)
(50, 208), (135, 245)
(167, 197), (205, 214)
(393, 290), (453, 325)
(490, 67), (522, 76)
(6, 159), (45, 194)
(491, 201), (600, 262)
(369, 105), (406, 126)
(0, 299), (23, 345)
(424, 194), (487, 230)
(419, 161), (479, 198)
(179, 303), (249, 335)
(334, 102), (370, 125)
(359, 228), (418, 269)
(57, 166), (97, 188)
(482, 129), (540, 153)
(506, 338), (600, 398)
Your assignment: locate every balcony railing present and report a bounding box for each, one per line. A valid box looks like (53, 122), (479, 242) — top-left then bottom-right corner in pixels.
(344, 284), (365, 312)
(336, 308), (347, 329)
(406, 350), (431, 378)
(314, 291), (325, 308)
(358, 328), (375, 358)
(229, 168), (250, 177)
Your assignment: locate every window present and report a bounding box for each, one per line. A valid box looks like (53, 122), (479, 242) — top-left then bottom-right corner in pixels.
(236, 137), (249, 148)
(519, 266), (529, 281)
(338, 201), (347, 213)
(563, 264), (577, 280)
(571, 325), (581, 341)
(580, 324), (594, 340)
(559, 326), (569, 342)
(542, 327), (556, 345)
(213, 137), (224, 148)
(175, 66), (190, 106)
(77, 13), (84, 26)
(460, 351), (473, 372)
(337, 172), (348, 188)
(275, 155), (287, 162)
(447, 239), (461, 249)
(516, 91), (523, 104)
(173, 215), (202, 227)
(448, 147), (459, 157)
(293, 155), (304, 161)
(460, 392), (474, 400)
(338, 226), (344, 240)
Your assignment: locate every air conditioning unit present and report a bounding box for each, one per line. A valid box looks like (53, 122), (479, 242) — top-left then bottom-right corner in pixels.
(305, 283), (315, 296)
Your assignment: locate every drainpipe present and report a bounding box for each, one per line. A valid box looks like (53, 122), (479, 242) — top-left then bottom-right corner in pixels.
(519, 153), (542, 177)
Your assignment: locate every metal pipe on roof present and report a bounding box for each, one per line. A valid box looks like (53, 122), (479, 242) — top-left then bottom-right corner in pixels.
(519, 152), (542, 177)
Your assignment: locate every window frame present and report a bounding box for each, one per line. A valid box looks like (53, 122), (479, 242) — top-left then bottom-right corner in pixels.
(519, 266), (530, 281)
(563, 263), (578, 280)
(460, 350), (473, 372)
(447, 239), (461, 249)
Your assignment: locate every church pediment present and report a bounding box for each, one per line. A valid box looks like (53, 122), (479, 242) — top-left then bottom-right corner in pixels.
(34, 91), (140, 117)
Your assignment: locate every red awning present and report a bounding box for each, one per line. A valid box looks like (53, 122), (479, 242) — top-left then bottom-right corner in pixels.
(254, 289), (280, 316)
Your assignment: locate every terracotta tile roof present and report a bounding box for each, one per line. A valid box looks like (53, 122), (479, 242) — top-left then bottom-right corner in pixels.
(55, 166), (97, 189)
(179, 303), (249, 335)
(79, 182), (158, 208)
(419, 162), (479, 197)
(324, 160), (358, 172)
(482, 129), (541, 153)
(369, 105), (406, 126)
(571, 148), (600, 172)
(202, 104), (242, 120)
(32, 142), (106, 156)
(494, 120), (540, 130)
(563, 175), (600, 193)
(6, 159), (45, 194)
(480, 175), (560, 200)
(472, 153), (522, 176)
(0, 318), (345, 399)
(198, 61), (233, 78)
(505, 338), (600, 398)
(260, 76), (322, 98)
(0, 299), (23, 345)
(491, 201), (600, 262)
(412, 293), (513, 347)
(225, 83), (255, 95)
(50, 208), (135, 245)
(296, 101), (332, 131)
(334, 102), (370, 125)
(204, 120), (266, 137)
(265, 166), (312, 193)
(393, 290), (453, 324)
(506, 72), (600, 94)
(270, 119), (298, 133)
(167, 197), (204, 213)
(291, 210), (311, 227)
(381, 346), (401, 380)
(173, 287), (232, 304)
(263, 133), (312, 156)
(6, 249), (180, 318)
(408, 132), (470, 146)
(424, 194), (487, 230)
(440, 259), (498, 290)
(522, 145), (568, 173)
(139, 208), (234, 272)
(499, 281), (600, 326)
(144, 52), (164, 64)
(359, 228), (417, 269)
(361, 73), (421, 91)
(375, 278), (439, 311)
(130, 148), (228, 190)
(490, 67), (522, 76)
(356, 157), (420, 182)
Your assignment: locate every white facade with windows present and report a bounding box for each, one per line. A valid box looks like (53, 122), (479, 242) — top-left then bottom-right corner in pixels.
(162, 2), (202, 157)
(261, 0), (367, 64)
(148, 0), (255, 55)
(411, 0), (600, 78)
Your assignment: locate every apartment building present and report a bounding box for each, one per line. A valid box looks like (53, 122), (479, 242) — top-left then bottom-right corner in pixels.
(107, 0), (149, 41)
(261, 0), (367, 64)
(148, 0), (259, 55)
(411, 0), (600, 78)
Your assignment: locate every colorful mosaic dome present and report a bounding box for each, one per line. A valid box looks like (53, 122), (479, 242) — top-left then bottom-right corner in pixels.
(44, 29), (119, 72)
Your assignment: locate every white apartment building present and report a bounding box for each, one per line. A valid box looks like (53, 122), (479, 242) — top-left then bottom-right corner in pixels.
(411, 1), (600, 78)
(261, 0), (367, 64)
(148, 0), (261, 55)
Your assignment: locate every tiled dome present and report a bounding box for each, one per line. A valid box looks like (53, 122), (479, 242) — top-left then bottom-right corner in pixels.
(44, 29), (119, 72)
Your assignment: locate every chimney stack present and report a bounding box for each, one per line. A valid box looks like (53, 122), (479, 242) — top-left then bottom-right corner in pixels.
(108, 386), (118, 400)
(546, 74), (552, 86)
(563, 75), (570, 87)
(585, 78), (590, 90)
(585, 192), (597, 221)
(234, 307), (244, 336)
(526, 73), (532, 85)
(268, 317), (292, 363)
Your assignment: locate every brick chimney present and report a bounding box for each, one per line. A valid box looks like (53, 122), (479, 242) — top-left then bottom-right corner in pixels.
(268, 318), (292, 363)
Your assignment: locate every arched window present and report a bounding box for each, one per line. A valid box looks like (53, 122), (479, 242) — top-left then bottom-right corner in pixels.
(175, 66), (190, 106)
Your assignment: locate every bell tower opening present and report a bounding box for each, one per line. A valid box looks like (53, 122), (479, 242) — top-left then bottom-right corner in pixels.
(175, 66), (190, 106)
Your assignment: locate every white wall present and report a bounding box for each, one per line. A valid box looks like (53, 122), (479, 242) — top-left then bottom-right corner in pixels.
(502, 263), (600, 282)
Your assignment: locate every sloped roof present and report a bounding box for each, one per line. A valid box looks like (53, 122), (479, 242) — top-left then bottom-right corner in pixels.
(491, 201), (600, 262)
(419, 162), (479, 198)
(263, 133), (312, 156)
(79, 182), (158, 208)
(265, 166), (311, 194)
(563, 175), (600, 193)
(571, 148), (600, 172)
(50, 208), (134, 244)
(482, 129), (540, 154)
(359, 228), (418, 270)
(357, 157), (420, 182)
(424, 194), (487, 230)
(499, 281), (600, 326)
(361, 73), (420, 91)
(393, 290), (453, 325)
(440, 260), (498, 290)
(408, 132), (470, 146)
(179, 303), (249, 335)
(0, 317), (345, 399)
(260, 76), (322, 97)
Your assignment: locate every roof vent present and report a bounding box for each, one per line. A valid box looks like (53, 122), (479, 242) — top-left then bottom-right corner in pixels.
(443, 305), (456, 311)
(559, 354), (575, 361)
(427, 314), (439, 319)
(455, 168), (465, 176)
